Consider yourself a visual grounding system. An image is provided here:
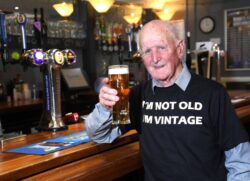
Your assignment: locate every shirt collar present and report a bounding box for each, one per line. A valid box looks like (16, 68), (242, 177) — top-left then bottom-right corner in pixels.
(152, 63), (191, 92)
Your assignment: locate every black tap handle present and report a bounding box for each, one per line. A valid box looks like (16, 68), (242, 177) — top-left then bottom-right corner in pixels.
(0, 13), (8, 71)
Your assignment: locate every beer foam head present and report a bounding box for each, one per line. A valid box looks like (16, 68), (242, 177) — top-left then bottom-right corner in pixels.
(109, 66), (129, 75)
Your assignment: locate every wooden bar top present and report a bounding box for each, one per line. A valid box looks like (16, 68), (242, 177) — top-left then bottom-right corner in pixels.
(0, 123), (139, 180)
(23, 142), (142, 181)
(229, 90), (250, 109)
(235, 104), (250, 125)
(229, 91), (250, 125)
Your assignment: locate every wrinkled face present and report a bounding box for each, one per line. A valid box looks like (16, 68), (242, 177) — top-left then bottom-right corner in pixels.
(139, 23), (184, 83)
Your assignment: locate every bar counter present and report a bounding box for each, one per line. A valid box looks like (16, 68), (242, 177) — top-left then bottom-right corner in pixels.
(230, 91), (250, 126)
(0, 91), (250, 180)
(0, 123), (141, 180)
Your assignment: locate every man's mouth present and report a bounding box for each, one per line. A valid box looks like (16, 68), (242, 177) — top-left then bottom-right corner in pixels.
(152, 64), (165, 69)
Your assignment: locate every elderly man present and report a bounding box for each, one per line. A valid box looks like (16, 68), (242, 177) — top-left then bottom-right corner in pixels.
(86, 20), (250, 181)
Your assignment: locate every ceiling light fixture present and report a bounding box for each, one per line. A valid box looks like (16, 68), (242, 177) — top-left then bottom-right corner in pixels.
(155, 7), (174, 21)
(88, 0), (114, 13)
(53, 1), (74, 17)
(143, 0), (167, 10)
(123, 4), (142, 25)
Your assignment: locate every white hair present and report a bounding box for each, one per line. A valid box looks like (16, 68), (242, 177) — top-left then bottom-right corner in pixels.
(138, 19), (185, 48)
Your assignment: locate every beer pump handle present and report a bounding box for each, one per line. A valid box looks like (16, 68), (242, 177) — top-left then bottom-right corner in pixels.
(40, 8), (47, 49)
(33, 8), (42, 48)
(212, 43), (222, 82)
(127, 29), (133, 59)
(186, 31), (192, 69)
(62, 49), (76, 65)
(16, 14), (27, 53)
(46, 49), (65, 66)
(32, 49), (44, 66)
(0, 13), (8, 71)
(23, 49), (44, 66)
(16, 13), (29, 71)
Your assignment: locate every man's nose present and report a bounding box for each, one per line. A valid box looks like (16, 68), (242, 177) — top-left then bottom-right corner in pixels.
(152, 48), (161, 63)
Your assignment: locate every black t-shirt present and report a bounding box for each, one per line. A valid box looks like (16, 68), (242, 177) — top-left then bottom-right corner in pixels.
(125, 73), (249, 181)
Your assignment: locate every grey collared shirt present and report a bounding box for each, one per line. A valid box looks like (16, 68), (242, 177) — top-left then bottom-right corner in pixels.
(152, 63), (191, 91)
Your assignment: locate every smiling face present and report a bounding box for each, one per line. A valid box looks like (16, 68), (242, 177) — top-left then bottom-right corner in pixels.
(139, 20), (185, 86)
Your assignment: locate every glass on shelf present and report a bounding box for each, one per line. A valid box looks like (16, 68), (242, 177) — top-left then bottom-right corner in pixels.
(47, 21), (55, 38)
(26, 17), (34, 37)
(4, 13), (86, 40)
(76, 23), (86, 39)
(5, 14), (20, 35)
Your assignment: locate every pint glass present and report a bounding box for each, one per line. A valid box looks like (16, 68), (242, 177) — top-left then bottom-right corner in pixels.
(108, 65), (130, 125)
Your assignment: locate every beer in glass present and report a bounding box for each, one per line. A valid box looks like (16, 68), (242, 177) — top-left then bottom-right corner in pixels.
(108, 65), (130, 124)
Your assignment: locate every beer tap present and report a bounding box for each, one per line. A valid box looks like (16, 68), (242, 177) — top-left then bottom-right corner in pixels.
(132, 25), (142, 62)
(38, 49), (76, 132)
(62, 49), (76, 65)
(186, 31), (192, 69)
(0, 13), (8, 71)
(15, 47), (76, 132)
(16, 13), (27, 53)
(16, 13), (30, 70)
(126, 26), (133, 59)
(125, 25), (142, 63)
(212, 43), (224, 83)
(22, 48), (44, 67)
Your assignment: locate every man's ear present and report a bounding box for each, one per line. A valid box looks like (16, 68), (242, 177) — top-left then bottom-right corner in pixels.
(177, 40), (185, 59)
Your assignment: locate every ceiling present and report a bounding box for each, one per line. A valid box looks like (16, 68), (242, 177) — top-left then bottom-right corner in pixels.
(116, 0), (184, 4)
(0, 0), (186, 17)
(0, 0), (185, 11)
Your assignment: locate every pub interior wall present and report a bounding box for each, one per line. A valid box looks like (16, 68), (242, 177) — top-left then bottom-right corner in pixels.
(0, 0), (250, 91)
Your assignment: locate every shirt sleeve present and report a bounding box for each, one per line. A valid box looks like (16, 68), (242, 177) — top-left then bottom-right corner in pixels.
(85, 103), (122, 143)
(225, 141), (250, 181)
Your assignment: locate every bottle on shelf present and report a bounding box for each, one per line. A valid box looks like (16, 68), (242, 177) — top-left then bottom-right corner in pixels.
(107, 23), (113, 53)
(0, 83), (4, 101)
(112, 23), (118, 52)
(94, 17), (100, 41)
(94, 17), (101, 50)
(99, 17), (108, 52)
(32, 84), (37, 100)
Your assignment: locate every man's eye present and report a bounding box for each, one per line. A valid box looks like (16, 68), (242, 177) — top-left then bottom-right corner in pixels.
(159, 46), (167, 50)
(144, 49), (151, 55)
